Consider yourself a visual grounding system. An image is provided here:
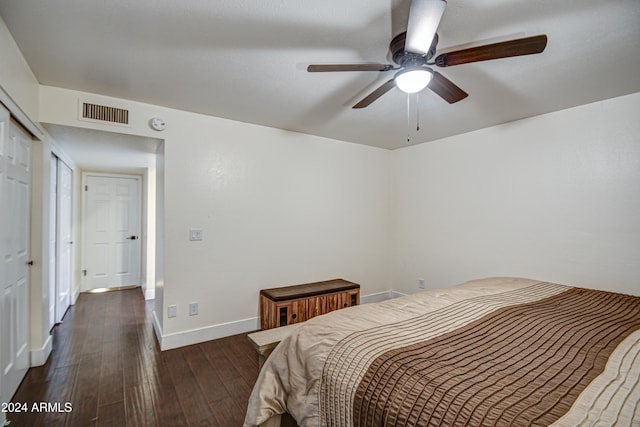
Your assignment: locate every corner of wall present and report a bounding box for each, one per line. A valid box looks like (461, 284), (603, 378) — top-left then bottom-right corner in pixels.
(30, 334), (52, 367)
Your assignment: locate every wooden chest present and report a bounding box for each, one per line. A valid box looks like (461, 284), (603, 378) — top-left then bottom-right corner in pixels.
(259, 279), (360, 330)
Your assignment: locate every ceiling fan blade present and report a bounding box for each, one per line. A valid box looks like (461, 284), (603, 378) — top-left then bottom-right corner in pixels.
(353, 79), (396, 109)
(405, 0), (447, 55)
(307, 64), (394, 72)
(435, 34), (548, 67)
(428, 72), (468, 104)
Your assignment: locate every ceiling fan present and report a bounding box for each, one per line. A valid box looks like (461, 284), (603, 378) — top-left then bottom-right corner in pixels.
(307, 0), (547, 109)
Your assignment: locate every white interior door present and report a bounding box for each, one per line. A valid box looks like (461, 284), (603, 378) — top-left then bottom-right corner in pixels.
(56, 160), (72, 321)
(84, 174), (141, 290)
(0, 105), (31, 403)
(48, 154), (57, 329)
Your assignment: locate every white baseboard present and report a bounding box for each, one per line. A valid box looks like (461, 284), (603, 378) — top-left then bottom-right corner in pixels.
(158, 317), (259, 351)
(152, 289), (405, 351)
(30, 334), (52, 367)
(144, 288), (155, 300)
(390, 290), (407, 299)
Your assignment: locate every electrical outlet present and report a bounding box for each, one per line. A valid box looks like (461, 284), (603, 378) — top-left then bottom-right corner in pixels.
(189, 302), (198, 316)
(168, 304), (177, 318)
(418, 278), (425, 289)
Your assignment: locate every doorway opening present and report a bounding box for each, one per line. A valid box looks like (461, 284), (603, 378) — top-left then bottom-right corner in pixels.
(82, 173), (142, 291)
(44, 124), (162, 303)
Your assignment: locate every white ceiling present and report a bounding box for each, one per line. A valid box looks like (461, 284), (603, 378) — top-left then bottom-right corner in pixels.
(45, 124), (161, 173)
(1, 0), (639, 150)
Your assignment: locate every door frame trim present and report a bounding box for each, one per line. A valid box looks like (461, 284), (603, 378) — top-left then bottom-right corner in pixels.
(0, 85), (44, 141)
(49, 153), (57, 330)
(55, 158), (73, 323)
(81, 172), (143, 292)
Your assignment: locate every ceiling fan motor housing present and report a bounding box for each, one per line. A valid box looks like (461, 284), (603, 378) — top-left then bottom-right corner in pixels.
(390, 31), (439, 66)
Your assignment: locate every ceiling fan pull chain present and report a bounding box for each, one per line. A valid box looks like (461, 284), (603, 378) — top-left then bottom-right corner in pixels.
(407, 93), (411, 142)
(416, 92), (421, 131)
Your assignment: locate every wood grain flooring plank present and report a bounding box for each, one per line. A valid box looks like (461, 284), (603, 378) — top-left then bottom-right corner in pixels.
(211, 396), (247, 427)
(147, 371), (189, 427)
(121, 325), (149, 392)
(72, 351), (102, 404)
(146, 349), (190, 426)
(42, 365), (79, 426)
(124, 381), (158, 426)
(202, 339), (253, 401)
(98, 343), (124, 407)
(182, 345), (230, 404)
(163, 348), (218, 426)
(9, 288), (262, 427)
(96, 400), (125, 427)
(225, 334), (260, 383)
(54, 327), (88, 369)
(80, 298), (105, 355)
(200, 339), (242, 382)
(65, 398), (99, 427)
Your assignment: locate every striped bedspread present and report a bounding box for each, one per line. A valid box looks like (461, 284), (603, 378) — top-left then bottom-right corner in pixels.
(244, 278), (640, 427)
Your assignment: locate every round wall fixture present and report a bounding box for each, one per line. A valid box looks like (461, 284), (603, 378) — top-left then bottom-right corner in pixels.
(149, 117), (166, 131)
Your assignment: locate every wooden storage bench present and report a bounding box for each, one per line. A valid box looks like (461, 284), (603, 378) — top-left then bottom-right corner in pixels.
(259, 279), (360, 330)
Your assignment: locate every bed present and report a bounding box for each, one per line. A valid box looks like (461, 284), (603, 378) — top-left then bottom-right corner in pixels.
(244, 277), (640, 426)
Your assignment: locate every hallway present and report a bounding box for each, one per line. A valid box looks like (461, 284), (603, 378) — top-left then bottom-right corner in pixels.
(7, 289), (259, 426)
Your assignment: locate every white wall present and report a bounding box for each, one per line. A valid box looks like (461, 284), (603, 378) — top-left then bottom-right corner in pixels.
(392, 92), (640, 296)
(38, 85), (393, 348)
(0, 17), (38, 121)
(0, 16), (53, 366)
(161, 118), (392, 339)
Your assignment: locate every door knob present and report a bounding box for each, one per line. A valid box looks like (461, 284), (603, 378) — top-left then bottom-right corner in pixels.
(126, 235), (139, 240)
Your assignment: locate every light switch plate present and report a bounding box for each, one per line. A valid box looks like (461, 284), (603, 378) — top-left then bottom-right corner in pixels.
(189, 228), (203, 241)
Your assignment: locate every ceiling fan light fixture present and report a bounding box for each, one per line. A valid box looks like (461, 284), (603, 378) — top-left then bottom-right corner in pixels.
(395, 68), (433, 93)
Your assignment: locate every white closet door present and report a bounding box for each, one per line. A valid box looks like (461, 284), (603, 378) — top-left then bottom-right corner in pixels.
(0, 105), (31, 403)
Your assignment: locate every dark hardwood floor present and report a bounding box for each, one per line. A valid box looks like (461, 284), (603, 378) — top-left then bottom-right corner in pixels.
(7, 288), (259, 426)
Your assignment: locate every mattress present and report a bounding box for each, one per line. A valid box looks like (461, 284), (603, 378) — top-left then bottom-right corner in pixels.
(244, 277), (640, 426)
